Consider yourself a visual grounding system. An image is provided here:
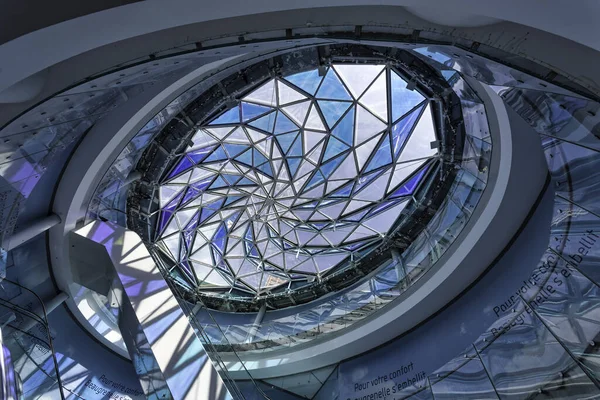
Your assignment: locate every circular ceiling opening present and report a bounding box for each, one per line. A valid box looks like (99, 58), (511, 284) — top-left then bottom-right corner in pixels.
(128, 45), (462, 310)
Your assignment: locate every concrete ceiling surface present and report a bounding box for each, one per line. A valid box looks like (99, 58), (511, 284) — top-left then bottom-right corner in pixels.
(1, 0), (600, 95)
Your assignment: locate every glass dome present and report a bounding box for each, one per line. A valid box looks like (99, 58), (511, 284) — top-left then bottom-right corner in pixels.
(151, 63), (441, 298)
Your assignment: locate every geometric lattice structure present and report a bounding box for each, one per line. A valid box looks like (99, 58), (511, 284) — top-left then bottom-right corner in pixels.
(153, 64), (440, 297)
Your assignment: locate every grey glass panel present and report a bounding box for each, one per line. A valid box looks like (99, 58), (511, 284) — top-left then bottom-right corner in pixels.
(395, 381), (434, 400)
(449, 169), (486, 218)
(543, 138), (600, 217)
(314, 366), (340, 400)
(402, 231), (435, 284)
(550, 196), (600, 285)
(461, 100), (491, 144)
(476, 297), (597, 399)
(430, 356), (498, 399)
(524, 258), (600, 383)
(411, 45), (583, 98)
(501, 88), (600, 151)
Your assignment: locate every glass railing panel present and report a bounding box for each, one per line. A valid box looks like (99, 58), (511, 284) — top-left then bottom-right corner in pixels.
(543, 137), (600, 216)
(0, 279), (64, 399)
(499, 89), (600, 152)
(395, 380), (434, 399)
(461, 133), (492, 183)
(401, 232), (435, 284)
(430, 354), (498, 399)
(476, 296), (597, 399)
(522, 259), (600, 383)
(313, 366), (340, 400)
(551, 196), (600, 285)
(450, 169), (486, 216)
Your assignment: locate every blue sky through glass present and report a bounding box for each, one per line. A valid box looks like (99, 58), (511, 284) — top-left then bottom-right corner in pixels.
(154, 64), (439, 295)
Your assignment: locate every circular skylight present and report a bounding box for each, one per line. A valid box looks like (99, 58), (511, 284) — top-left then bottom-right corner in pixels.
(151, 63), (440, 298)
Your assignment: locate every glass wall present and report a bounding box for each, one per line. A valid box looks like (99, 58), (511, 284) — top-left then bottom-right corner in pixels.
(0, 278), (64, 399)
(306, 46), (600, 400)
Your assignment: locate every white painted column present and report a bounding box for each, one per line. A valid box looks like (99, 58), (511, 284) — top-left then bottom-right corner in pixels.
(73, 220), (232, 400)
(3, 214), (61, 251)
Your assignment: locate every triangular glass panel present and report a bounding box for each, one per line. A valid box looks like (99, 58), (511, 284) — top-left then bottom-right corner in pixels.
(317, 100), (352, 129)
(330, 153), (357, 180)
(274, 112), (298, 134)
(391, 103), (424, 159)
(182, 186), (202, 205)
(199, 207), (217, 224)
(277, 81), (307, 105)
(334, 64), (384, 99)
(209, 107), (240, 125)
(163, 191), (183, 213)
(176, 209), (196, 228)
(323, 137), (350, 162)
(158, 210), (173, 235)
(284, 69), (323, 95)
(224, 127), (250, 144)
(320, 155), (345, 178)
(204, 146), (228, 163)
(287, 136), (303, 157)
(362, 200), (408, 234)
(253, 149), (268, 167)
(282, 100), (310, 126)
(243, 79), (277, 106)
(167, 157), (194, 179)
(191, 177), (213, 193)
(248, 112), (276, 132)
(390, 164), (430, 197)
(307, 141), (324, 164)
(316, 69), (352, 100)
(209, 176), (229, 189)
(159, 185), (181, 207)
(287, 158), (302, 177)
(391, 70), (425, 123)
(204, 127), (231, 140)
(221, 174), (241, 185)
(241, 102), (271, 121)
(359, 71), (388, 122)
(246, 127), (267, 143)
(305, 104), (326, 131)
(257, 162), (274, 177)
(238, 177), (255, 186)
(353, 169), (381, 193)
(303, 130), (326, 153)
(306, 171), (325, 190)
(331, 181), (354, 197)
(213, 223), (227, 253)
(223, 143), (248, 157)
(398, 104), (438, 163)
(169, 170), (191, 185)
(187, 146), (215, 164)
(224, 196), (244, 207)
(235, 149), (253, 165)
(355, 105), (386, 146)
(355, 133), (382, 170)
(365, 135), (392, 173)
(332, 107), (354, 145)
(275, 132), (298, 153)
